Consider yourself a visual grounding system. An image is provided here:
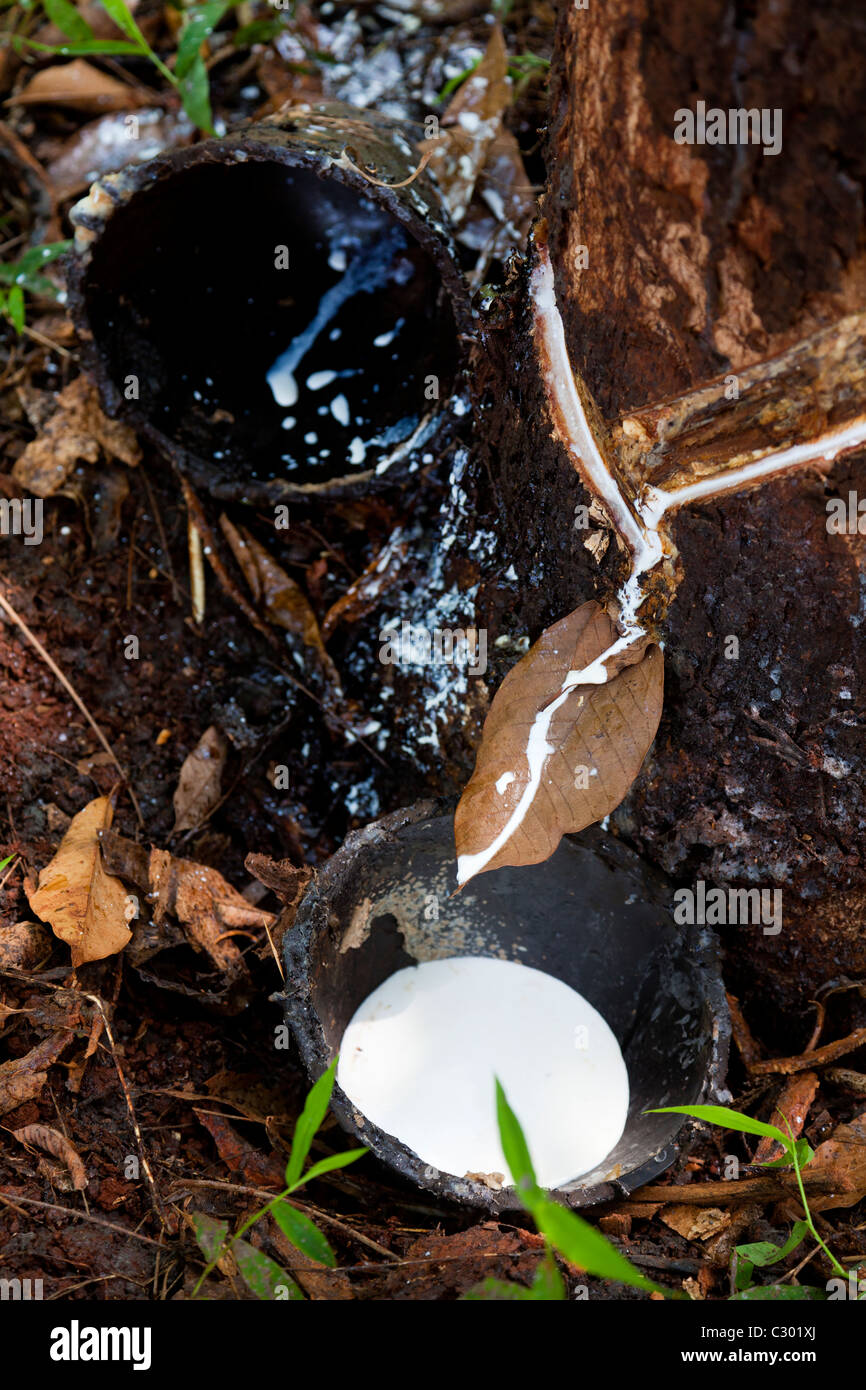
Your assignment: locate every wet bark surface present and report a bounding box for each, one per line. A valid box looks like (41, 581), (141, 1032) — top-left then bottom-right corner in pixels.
(477, 0), (866, 1028)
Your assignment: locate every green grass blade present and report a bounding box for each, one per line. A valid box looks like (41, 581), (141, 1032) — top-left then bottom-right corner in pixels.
(495, 1078), (542, 1208)
(42, 0), (93, 40)
(295, 1148), (367, 1186)
(7, 284), (25, 334)
(736, 1220), (809, 1269)
(534, 1198), (663, 1294)
(271, 1199), (336, 1266)
(177, 52), (214, 132)
(731, 1283), (826, 1301)
(97, 0), (149, 46)
(14, 36), (143, 54)
(285, 1058), (338, 1189)
(176, 0), (230, 78)
(646, 1104), (789, 1148)
(233, 1238), (303, 1300)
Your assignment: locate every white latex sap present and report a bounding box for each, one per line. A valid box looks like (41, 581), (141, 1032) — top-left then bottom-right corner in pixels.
(337, 956), (629, 1188)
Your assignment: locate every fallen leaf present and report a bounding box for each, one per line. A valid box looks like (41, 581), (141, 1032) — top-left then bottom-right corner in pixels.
(376, 1223), (543, 1300)
(12, 1123), (87, 1190)
(244, 852), (311, 957)
(268, 1210), (354, 1301)
(172, 725), (228, 833)
(661, 1205), (731, 1241)
(321, 530), (408, 640)
(420, 26), (510, 224)
(455, 601), (663, 883)
(26, 795), (131, 967)
(805, 1110), (866, 1211)
(10, 59), (146, 114)
(78, 464), (130, 554)
(195, 1110), (284, 1189)
(13, 376), (140, 498)
(100, 830), (274, 990)
(219, 517), (341, 694)
(46, 108), (194, 200)
(0, 1033), (71, 1115)
(244, 852), (311, 907)
(455, 124), (536, 275)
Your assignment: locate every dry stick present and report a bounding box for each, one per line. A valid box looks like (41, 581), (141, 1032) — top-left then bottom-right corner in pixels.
(631, 1173), (835, 1205)
(23, 325), (73, 359)
(0, 587), (144, 826)
(181, 477), (277, 647)
(748, 1026), (866, 1076)
(168, 1177), (398, 1261)
(0, 1191), (164, 1248)
(46, 1274), (129, 1300)
(140, 468), (180, 604)
(82, 991), (167, 1231)
(187, 514), (206, 625)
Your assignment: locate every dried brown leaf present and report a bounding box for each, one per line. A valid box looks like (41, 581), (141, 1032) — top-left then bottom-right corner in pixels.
(420, 25), (510, 224)
(0, 1033), (71, 1116)
(13, 376), (140, 498)
(147, 846), (273, 980)
(13, 1123), (87, 1190)
(11, 59), (146, 114)
(660, 1205), (730, 1242)
(321, 533), (408, 640)
(807, 1110), (866, 1211)
(26, 795), (131, 967)
(194, 1110), (284, 1189)
(455, 601), (663, 883)
(220, 517), (341, 692)
(244, 852), (311, 908)
(455, 124), (536, 269)
(46, 109), (193, 200)
(172, 725), (228, 833)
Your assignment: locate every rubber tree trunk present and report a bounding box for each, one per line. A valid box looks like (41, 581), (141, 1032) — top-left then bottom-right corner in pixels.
(475, 0), (866, 1026)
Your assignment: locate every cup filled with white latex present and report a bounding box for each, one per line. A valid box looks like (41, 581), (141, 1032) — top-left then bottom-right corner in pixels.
(283, 801), (730, 1211)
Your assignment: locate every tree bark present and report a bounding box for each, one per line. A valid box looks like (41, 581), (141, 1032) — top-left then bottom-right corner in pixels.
(474, 0), (866, 1028)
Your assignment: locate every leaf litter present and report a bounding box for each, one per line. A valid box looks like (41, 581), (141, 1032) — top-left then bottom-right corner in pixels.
(3, 0), (862, 1307)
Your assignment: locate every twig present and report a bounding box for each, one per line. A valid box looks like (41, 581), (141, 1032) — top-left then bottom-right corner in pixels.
(82, 991), (167, 1231)
(186, 515), (206, 625)
(0, 1191), (164, 1248)
(749, 1027), (866, 1076)
(140, 468), (180, 604)
(167, 1176), (397, 1261)
(0, 586), (143, 826)
(632, 1173), (835, 1204)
